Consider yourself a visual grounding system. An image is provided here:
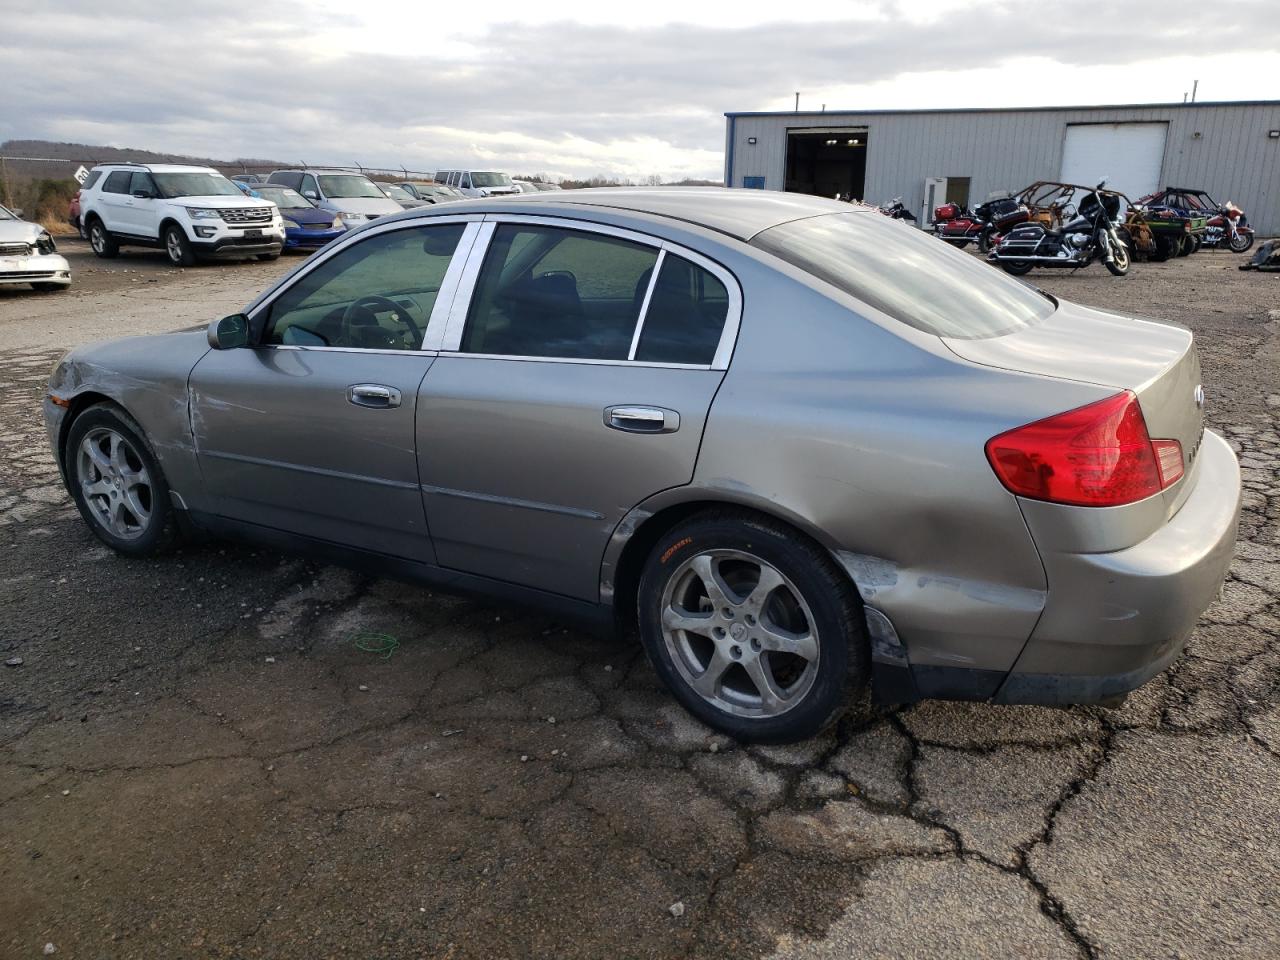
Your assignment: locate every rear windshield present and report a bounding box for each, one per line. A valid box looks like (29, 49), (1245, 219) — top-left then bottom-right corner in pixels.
(753, 212), (1054, 338)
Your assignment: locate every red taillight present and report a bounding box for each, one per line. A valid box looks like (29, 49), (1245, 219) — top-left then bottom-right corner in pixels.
(985, 391), (1182, 507)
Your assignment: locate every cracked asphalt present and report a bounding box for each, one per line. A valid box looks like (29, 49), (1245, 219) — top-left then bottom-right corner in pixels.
(2, 240), (1278, 959)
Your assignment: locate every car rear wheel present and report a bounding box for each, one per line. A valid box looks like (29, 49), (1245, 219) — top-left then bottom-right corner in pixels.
(87, 219), (118, 259)
(65, 404), (176, 556)
(637, 510), (869, 743)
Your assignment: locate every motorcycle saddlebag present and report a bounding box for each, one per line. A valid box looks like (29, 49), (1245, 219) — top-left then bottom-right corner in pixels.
(934, 203), (961, 221)
(996, 223), (1044, 256)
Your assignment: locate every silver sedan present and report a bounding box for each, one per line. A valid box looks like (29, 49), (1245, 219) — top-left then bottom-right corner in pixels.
(43, 189), (1241, 742)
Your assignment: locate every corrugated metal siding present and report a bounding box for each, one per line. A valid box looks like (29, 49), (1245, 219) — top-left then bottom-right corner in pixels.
(725, 103), (1280, 235)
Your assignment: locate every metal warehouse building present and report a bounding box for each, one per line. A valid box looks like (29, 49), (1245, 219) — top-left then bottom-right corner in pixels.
(723, 100), (1280, 235)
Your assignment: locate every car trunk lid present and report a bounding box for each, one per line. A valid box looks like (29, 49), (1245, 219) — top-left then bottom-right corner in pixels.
(943, 299), (1205, 516)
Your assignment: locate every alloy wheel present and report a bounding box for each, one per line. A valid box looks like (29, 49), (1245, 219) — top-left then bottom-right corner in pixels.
(660, 549), (820, 719)
(165, 230), (184, 264)
(90, 224), (104, 254)
(75, 427), (153, 540)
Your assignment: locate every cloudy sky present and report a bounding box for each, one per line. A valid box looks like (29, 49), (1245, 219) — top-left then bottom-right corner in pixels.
(1, 0), (1277, 181)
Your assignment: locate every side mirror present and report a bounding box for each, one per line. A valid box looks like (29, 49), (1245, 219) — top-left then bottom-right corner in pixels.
(302, 190), (318, 200)
(208, 313), (250, 350)
(11, 208), (23, 218)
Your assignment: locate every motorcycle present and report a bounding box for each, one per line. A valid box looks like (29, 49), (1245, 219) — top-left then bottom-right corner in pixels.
(1202, 200), (1254, 253)
(878, 198), (917, 222)
(987, 180), (1131, 277)
(932, 194), (1029, 252)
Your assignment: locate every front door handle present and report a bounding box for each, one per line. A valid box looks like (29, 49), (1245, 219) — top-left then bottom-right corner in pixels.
(605, 405), (679, 434)
(348, 383), (402, 409)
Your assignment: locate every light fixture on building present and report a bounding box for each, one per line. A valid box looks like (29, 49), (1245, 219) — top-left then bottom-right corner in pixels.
(825, 139), (838, 145)
(747, 136), (757, 144)
(847, 138), (860, 146)
(1270, 130), (1280, 139)
(1192, 131), (1203, 139)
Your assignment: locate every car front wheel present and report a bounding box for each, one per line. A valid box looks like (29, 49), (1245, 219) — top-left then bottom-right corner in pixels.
(637, 510), (869, 743)
(164, 224), (196, 267)
(65, 404), (176, 556)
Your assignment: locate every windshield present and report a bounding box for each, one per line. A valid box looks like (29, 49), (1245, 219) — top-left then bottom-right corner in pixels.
(384, 184), (413, 200)
(471, 172), (512, 188)
(152, 172), (242, 198)
(318, 174), (386, 199)
(752, 212), (1054, 339)
(256, 187), (312, 209)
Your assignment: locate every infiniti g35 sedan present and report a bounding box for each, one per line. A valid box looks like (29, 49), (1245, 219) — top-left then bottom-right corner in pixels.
(43, 188), (1241, 743)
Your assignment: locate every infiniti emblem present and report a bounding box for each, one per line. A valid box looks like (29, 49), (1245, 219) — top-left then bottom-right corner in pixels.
(1194, 385), (1205, 409)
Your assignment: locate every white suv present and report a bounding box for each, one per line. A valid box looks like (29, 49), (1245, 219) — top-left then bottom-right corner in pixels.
(80, 163), (284, 266)
(434, 170), (519, 198)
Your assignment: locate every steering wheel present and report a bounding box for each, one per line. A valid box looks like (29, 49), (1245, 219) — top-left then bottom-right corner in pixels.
(339, 295), (421, 348)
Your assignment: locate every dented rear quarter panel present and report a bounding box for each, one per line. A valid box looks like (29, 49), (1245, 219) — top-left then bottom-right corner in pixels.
(684, 265), (1114, 675)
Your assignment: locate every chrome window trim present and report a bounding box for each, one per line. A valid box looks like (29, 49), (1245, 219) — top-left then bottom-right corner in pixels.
(430, 352), (716, 370)
(438, 221), (496, 352)
(251, 344), (439, 358)
(421, 221), (483, 351)
(440, 213), (743, 371)
(243, 212), (485, 332)
(627, 248), (665, 361)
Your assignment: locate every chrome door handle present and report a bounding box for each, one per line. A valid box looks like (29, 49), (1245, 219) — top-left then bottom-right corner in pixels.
(348, 384), (402, 409)
(605, 405), (679, 434)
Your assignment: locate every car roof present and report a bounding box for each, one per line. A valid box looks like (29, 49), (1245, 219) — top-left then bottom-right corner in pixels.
(455, 187), (872, 241)
(93, 163), (217, 173)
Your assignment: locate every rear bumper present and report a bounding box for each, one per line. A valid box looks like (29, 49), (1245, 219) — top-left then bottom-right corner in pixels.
(995, 429), (1241, 704)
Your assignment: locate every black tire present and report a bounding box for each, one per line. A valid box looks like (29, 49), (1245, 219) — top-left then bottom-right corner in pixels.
(64, 404), (176, 557)
(1000, 260), (1034, 276)
(1150, 234), (1176, 262)
(1188, 235), (1202, 254)
(943, 238), (969, 248)
(1104, 234), (1131, 277)
(87, 218), (118, 259)
(1229, 232), (1255, 254)
(163, 224), (196, 267)
(1176, 234), (1193, 257)
(637, 509), (869, 744)
(255, 252), (281, 262)
(978, 228), (995, 254)
(31, 282), (68, 292)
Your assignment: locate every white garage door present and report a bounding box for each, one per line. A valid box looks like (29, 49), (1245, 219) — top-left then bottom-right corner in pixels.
(1060, 122), (1168, 203)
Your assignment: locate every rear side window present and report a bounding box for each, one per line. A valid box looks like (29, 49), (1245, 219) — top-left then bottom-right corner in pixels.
(634, 254), (729, 365)
(751, 212), (1054, 339)
(82, 170), (103, 190)
(461, 224), (659, 360)
(102, 171), (132, 194)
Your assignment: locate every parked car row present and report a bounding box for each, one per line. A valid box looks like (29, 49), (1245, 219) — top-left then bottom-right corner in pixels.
(66, 161), (558, 268)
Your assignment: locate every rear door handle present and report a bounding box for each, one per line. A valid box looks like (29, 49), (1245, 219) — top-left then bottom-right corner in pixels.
(605, 405), (679, 434)
(348, 383), (402, 409)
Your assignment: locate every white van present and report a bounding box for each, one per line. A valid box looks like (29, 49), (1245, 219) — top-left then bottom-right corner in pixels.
(434, 170), (519, 198)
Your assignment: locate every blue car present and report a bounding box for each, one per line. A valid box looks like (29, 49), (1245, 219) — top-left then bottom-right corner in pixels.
(250, 184), (347, 252)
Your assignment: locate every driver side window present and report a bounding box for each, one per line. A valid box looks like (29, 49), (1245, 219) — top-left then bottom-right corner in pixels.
(263, 224), (466, 351)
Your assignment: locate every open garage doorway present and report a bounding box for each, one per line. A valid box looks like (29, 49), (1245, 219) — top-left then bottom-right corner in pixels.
(785, 128), (868, 200)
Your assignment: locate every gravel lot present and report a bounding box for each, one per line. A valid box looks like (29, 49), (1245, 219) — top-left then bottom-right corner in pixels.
(2, 239), (1278, 959)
